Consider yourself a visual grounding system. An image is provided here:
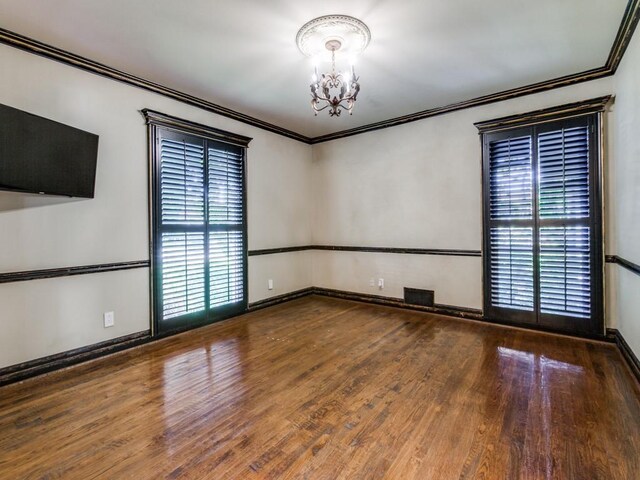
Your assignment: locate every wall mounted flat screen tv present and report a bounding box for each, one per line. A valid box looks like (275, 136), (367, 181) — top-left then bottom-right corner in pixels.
(0, 103), (99, 198)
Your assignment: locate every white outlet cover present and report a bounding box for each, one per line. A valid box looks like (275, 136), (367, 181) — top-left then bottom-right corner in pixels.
(104, 311), (115, 328)
(268, 279), (274, 290)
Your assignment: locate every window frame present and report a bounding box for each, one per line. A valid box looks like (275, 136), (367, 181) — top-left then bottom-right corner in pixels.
(142, 109), (252, 336)
(476, 97), (609, 336)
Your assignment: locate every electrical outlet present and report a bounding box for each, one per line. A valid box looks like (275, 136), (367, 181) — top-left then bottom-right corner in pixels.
(378, 278), (384, 289)
(103, 311), (115, 328)
(268, 279), (274, 290)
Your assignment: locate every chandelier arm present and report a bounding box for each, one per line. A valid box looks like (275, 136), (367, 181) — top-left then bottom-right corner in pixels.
(310, 87), (331, 102)
(311, 103), (331, 112)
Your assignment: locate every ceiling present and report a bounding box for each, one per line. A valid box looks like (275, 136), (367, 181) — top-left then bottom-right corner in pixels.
(0, 0), (629, 138)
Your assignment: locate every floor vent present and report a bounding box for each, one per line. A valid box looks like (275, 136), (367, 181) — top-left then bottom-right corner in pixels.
(404, 288), (435, 307)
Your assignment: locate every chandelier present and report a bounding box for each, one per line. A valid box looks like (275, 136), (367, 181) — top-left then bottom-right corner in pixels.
(296, 15), (371, 117)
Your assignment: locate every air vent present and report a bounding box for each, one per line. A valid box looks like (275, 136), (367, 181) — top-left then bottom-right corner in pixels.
(404, 288), (434, 307)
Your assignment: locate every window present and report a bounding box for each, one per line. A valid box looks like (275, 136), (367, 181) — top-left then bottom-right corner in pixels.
(143, 110), (251, 335)
(477, 98), (608, 335)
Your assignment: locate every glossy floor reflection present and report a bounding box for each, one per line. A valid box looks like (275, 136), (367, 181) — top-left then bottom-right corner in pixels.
(0, 296), (638, 479)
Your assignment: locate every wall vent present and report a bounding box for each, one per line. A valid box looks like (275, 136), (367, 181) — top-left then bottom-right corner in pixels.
(404, 288), (434, 307)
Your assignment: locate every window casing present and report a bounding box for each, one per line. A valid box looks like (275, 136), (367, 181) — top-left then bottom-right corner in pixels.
(478, 101), (606, 336)
(144, 110), (251, 335)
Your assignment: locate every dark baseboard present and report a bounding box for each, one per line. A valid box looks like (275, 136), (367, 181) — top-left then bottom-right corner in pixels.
(247, 287), (315, 311)
(0, 331), (151, 387)
(0, 286), (479, 386)
(312, 287), (483, 320)
(249, 286), (483, 321)
(312, 288), (616, 343)
(3, 288), (633, 388)
(478, 315), (612, 342)
(608, 328), (640, 385)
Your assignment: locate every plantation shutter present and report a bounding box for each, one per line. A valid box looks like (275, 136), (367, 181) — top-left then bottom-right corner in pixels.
(487, 134), (535, 316)
(210, 231), (244, 307)
(208, 142), (245, 308)
(539, 227), (591, 318)
(482, 113), (602, 334)
(537, 126), (590, 220)
(488, 135), (533, 221)
(150, 115), (249, 335)
(489, 227), (534, 311)
(161, 232), (206, 319)
(537, 123), (593, 323)
(159, 134), (207, 320)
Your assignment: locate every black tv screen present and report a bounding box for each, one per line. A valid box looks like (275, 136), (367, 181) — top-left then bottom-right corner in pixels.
(0, 104), (99, 198)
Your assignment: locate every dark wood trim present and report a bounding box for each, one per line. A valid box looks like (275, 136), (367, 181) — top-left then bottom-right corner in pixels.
(247, 287), (315, 311)
(146, 115), (249, 336)
(313, 287), (613, 342)
(311, 245), (482, 256)
(242, 280), (622, 345)
(248, 245), (482, 257)
(480, 113), (605, 336)
(310, 0), (640, 144)
(2, 285), (622, 387)
(0, 288), (314, 386)
(141, 109), (252, 148)
(312, 287), (483, 321)
(1, 0), (638, 145)
(0, 260), (150, 284)
(606, 0), (640, 73)
(474, 96), (613, 133)
(608, 255), (640, 277)
(310, 68), (611, 143)
(0, 28), (309, 144)
(479, 313), (611, 343)
(608, 328), (640, 384)
(248, 246), (312, 256)
(0, 331), (151, 387)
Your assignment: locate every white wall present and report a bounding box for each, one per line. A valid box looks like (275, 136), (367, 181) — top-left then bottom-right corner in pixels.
(612, 28), (640, 358)
(2, 30), (637, 369)
(312, 77), (615, 312)
(0, 44), (313, 368)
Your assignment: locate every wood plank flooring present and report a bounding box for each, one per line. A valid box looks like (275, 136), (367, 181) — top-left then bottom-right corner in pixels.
(0, 295), (638, 479)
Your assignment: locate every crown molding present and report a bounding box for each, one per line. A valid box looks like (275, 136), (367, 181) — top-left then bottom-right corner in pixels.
(311, 67), (610, 143)
(606, 0), (640, 72)
(0, 0), (638, 144)
(0, 28), (309, 144)
(312, 0), (639, 143)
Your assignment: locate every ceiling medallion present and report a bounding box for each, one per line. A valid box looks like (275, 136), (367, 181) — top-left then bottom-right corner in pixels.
(296, 15), (371, 117)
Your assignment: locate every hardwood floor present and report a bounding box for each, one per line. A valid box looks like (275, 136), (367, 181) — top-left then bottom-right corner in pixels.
(0, 295), (638, 479)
